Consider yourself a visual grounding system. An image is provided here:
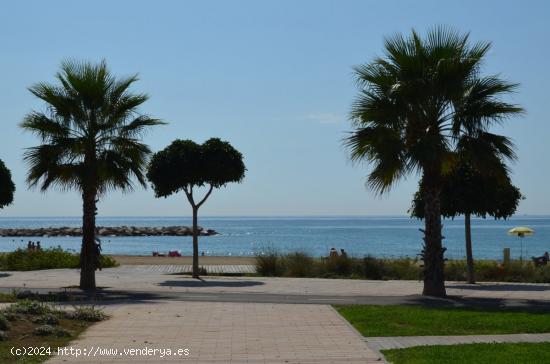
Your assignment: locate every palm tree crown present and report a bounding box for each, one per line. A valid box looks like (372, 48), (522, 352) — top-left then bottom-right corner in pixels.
(21, 60), (163, 194)
(347, 27), (522, 193)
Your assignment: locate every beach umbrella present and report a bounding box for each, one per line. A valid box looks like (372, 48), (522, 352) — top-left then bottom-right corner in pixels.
(508, 227), (534, 260)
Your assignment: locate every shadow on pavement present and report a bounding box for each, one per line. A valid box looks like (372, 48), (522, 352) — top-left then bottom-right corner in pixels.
(158, 279), (265, 288)
(451, 283), (550, 292)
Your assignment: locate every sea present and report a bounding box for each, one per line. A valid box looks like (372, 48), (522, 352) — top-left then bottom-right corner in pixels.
(0, 216), (549, 260)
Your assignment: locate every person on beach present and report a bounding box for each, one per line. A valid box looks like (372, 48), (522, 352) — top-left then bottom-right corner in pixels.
(27, 241), (32, 251)
(36, 241), (42, 251)
(329, 247), (338, 258)
(340, 249), (347, 258)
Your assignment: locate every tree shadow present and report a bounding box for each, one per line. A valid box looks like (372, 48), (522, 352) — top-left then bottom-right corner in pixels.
(0, 273), (10, 278)
(451, 283), (550, 292)
(158, 279), (265, 288)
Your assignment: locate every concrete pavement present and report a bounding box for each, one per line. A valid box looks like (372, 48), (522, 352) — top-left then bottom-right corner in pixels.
(46, 301), (383, 363)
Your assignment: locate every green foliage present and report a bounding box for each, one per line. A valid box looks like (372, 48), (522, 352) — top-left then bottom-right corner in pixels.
(335, 305), (550, 337)
(345, 26), (522, 195)
(6, 300), (54, 316)
(0, 159), (15, 209)
(0, 315), (9, 331)
(382, 343), (550, 364)
(410, 162), (523, 220)
(254, 252), (550, 283)
(255, 247), (283, 277)
(20, 60), (164, 195)
(0, 248), (118, 271)
(446, 260), (550, 283)
(33, 324), (56, 336)
(65, 306), (107, 322)
(281, 252), (315, 277)
(147, 138), (246, 198)
(32, 313), (59, 325)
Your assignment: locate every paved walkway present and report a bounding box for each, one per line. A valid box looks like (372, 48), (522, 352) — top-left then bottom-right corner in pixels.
(366, 333), (550, 355)
(46, 301), (383, 363)
(1, 265), (549, 302)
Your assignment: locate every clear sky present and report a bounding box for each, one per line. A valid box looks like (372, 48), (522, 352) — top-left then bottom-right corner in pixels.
(0, 0), (548, 217)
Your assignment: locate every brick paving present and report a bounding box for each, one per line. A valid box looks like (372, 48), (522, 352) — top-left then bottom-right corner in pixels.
(46, 302), (383, 363)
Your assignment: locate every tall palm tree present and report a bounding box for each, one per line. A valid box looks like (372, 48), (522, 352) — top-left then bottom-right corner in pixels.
(346, 27), (522, 297)
(21, 60), (163, 290)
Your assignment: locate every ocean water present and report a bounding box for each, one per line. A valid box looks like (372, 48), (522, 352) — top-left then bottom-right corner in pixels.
(0, 216), (549, 260)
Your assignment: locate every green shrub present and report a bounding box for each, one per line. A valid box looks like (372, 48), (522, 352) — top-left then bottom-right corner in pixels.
(32, 313), (59, 325)
(33, 324), (56, 336)
(361, 256), (385, 279)
(255, 247), (284, 276)
(0, 248), (118, 271)
(323, 255), (353, 277)
(55, 328), (72, 337)
(253, 251), (550, 283)
(65, 306), (107, 322)
(6, 300), (54, 315)
(0, 314), (9, 331)
(382, 258), (422, 280)
(281, 252), (315, 277)
(0, 330), (6, 341)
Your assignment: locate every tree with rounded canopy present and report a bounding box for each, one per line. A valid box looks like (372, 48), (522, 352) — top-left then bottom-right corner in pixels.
(410, 161), (523, 284)
(21, 60), (163, 290)
(0, 159), (15, 209)
(147, 138), (246, 278)
(345, 26), (522, 297)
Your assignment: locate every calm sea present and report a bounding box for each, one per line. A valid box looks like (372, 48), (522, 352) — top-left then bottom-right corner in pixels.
(0, 216), (549, 260)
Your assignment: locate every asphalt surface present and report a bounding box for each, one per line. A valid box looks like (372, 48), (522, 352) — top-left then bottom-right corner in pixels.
(1, 286), (549, 310)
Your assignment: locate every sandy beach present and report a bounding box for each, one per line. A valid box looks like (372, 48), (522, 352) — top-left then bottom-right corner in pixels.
(109, 254), (255, 265)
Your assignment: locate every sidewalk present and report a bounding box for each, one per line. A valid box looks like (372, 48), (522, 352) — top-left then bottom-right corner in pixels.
(2, 265), (549, 301)
(46, 301), (383, 363)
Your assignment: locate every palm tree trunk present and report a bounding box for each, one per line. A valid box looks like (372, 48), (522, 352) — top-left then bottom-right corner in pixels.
(464, 212), (475, 284)
(421, 173), (447, 297)
(80, 188), (97, 290)
(192, 206), (200, 278)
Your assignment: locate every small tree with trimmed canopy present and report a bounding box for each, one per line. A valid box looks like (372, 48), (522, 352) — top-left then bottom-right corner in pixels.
(147, 138), (245, 277)
(0, 159), (15, 209)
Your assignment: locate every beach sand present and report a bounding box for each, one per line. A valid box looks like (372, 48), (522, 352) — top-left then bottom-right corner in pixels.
(109, 255), (255, 265)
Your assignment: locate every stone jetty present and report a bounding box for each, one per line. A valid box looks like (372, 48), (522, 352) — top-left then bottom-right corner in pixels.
(0, 226), (218, 237)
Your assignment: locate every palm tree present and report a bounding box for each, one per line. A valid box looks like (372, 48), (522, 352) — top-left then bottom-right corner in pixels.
(21, 60), (163, 290)
(346, 27), (522, 297)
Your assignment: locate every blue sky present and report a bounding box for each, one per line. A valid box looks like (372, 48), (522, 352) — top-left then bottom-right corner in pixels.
(0, 0), (548, 217)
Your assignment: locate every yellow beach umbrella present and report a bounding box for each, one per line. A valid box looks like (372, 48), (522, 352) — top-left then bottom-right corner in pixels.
(508, 227), (534, 260)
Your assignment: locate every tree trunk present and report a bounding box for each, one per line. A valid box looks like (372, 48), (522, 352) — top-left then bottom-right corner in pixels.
(192, 206), (200, 278)
(421, 173), (447, 297)
(80, 188), (97, 290)
(464, 212), (475, 284)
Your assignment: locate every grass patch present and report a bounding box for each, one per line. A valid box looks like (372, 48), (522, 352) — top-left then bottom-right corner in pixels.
(382, 342), (550, 364)
(0, 301), (106, 363)
(335, 305), (550, 336)
(0, 248), (118, 271)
